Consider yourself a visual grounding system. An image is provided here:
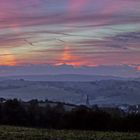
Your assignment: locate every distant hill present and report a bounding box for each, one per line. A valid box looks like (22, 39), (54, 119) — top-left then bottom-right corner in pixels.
(0, 79), (139, 105)
(0, 74), (128, 81)
(134, 77), (140, 81)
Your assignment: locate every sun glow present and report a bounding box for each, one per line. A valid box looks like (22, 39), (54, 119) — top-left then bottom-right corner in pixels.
(137, 66), (140, 71)
(57, 45), (87, 67)
(0, 50), (17, 66)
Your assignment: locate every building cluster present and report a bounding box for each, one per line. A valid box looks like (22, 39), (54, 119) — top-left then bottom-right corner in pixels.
(119, 104), (140, 114)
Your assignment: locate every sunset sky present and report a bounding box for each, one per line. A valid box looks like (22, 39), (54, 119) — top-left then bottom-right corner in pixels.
(0, 0), (140, 76)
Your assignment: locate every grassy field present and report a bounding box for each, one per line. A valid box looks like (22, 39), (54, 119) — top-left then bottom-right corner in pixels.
(0, 126), (139, 140)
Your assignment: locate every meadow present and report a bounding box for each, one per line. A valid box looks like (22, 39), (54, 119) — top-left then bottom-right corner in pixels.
(0, 126), (139, 140)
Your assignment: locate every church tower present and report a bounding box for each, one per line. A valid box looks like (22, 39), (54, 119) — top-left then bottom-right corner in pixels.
(86, 95), (90, 107)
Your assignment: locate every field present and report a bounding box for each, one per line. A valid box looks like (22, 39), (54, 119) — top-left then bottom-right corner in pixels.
(0, 126), (139, 140)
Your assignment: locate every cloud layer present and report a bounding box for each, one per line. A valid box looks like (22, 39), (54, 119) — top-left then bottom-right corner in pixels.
(0, 0), (140, 69)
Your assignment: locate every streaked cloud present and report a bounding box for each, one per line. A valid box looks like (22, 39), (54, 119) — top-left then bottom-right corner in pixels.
(0, 0), (139, 70)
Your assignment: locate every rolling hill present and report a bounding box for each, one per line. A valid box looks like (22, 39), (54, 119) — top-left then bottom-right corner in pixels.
(0, 79), (139, 105)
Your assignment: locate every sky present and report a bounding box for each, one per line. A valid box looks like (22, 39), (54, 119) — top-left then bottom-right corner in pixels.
(0, 0), (140, 76)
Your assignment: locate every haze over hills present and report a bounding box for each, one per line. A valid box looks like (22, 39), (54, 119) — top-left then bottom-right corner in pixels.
(1, 64), (140, 78)
(0, 65), (139, 105)
(0, 79), (140, 105)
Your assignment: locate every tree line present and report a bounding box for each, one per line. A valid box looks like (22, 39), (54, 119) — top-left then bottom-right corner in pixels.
(0, 99), (140, 132)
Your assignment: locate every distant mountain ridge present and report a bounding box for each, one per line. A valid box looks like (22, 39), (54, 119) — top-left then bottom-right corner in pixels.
(0, 74), (128, 81)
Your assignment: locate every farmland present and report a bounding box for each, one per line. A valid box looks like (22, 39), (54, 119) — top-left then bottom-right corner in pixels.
(0, 126), (139, 140)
